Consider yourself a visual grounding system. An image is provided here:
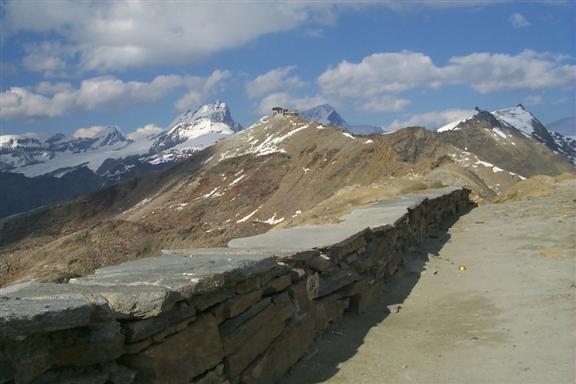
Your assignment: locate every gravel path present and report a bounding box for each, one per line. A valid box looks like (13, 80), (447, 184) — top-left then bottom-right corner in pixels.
(282, 181), (575, 384)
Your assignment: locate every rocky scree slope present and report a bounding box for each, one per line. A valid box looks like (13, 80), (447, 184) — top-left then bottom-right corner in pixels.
(0, 102), (242, 218)
(0, 111), (572, 286)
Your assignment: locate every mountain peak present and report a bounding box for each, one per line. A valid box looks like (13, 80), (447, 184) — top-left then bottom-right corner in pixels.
(82, 126), (128, 149)
(492, 105), (540, 137)
(300, 104), (349, 129)
(151, 101), (242, 153)
(300, 104), (383, 135)
(169, 101), (241, 133)
(438, 105), (576, 165)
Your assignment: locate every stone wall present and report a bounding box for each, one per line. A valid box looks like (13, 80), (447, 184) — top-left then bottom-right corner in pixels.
(0, 187), (472, 384)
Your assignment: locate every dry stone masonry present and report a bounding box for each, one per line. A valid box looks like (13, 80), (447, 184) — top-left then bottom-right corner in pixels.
(0, 187), (472, 384)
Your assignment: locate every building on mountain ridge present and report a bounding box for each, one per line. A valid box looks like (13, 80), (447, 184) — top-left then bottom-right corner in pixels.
(272, 107), (298, 116)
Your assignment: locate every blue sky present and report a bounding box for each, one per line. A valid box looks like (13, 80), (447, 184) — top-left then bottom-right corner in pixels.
(1, 1), (574, 138)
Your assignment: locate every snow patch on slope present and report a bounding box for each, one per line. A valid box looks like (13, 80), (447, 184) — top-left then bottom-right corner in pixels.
(437, 111), (479, 132)
(492, 105), (535, 137)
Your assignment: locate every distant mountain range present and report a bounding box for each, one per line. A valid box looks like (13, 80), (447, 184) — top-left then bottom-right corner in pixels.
(0, 102), (574, 219)
(1, 104), (573, 285)
(0, 101), (242, 218)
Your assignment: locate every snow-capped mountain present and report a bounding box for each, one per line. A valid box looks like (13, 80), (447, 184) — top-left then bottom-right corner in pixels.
(0, 126), (133, 175)
(300, 104), (350, 129)
(151, 101), (242, 154)
(299, 104), (382, 135)
(0, 101), (244, 218)
(492, 105), (575, 165)
(0, 101), (243, 178)
(438, 105), (576, 165)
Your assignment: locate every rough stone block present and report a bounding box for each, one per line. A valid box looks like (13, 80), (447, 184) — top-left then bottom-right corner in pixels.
(3, 282), (180, 320)
(121, 314), (223, 384)
(190, 364), (229, 384)
(287, 280), (311, 315)
(29, 364), (110, 384)
(109, 363), (136, 384)
(0, 297), (96, 339)
(316, 267), (360, 298)
(51, 322), (125, 367)
(0, 333), (51, 384)
(223, 295), (292, 378)
(121, 300), (195, 342)
(314, 294), (345, 336)
(190, 288), (234, 311)
(221, 303), (278, 356)
(234, 277), (260, 295)
(349, 280), (383, 315)
(213, 290), (262, 323)
(239, 307), (319, 384)
(326, 232), (368, 261)
(124, 338), (152, 355)
(306, 255), (332, 273)
(289, 268), (306, 282)
(218, 298), (271, 339)
(262, 274), (292, 295)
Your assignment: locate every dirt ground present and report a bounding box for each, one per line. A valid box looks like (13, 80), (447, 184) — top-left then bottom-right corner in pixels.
(281, 179), (576, 384)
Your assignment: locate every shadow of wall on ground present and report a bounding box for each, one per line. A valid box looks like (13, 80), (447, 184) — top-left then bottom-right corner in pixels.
(279, 206), (474, 384)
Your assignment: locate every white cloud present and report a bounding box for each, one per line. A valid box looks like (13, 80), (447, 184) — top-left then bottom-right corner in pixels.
(319, 51), (443, 98)
(385, 109), (475, 131)
(445, 51), (575, 93)
(175, 91), (203, 113)
(174, 69), (231, 112)
(73, 125), (115, 138)
(202, 70), (230, 93)
(21, 42), (75, 78)
(3, 1), (323, 73)
(359, 95), (411, 113)
(1, 87), (67, 119)
(5, 1), (564, 76)
(318, 50), (576, 98)
(510, 13), (530, 28)
(1, 70), (228, 120)
(246, 66), (305, 99)
(257, 92), (328, 115)
(126, 124), (164, 140)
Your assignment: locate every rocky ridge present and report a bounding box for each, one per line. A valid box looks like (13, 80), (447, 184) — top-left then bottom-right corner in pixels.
(439, 105), (576, 165)
(0, 108), (572, 286)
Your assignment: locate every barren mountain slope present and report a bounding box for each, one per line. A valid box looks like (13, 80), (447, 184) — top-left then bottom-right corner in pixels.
(0, 113), (572, 286)
(421, 111), (574, 194)
(0, 116), (432, 285)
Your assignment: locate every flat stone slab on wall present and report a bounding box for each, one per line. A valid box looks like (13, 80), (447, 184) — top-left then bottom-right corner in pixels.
(229, 187), (459, 250)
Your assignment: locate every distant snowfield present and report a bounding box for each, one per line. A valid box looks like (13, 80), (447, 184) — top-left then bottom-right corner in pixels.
(1, 101), (243, 178)
(14, 137), (154, 177)
(492, 106), (535, 137)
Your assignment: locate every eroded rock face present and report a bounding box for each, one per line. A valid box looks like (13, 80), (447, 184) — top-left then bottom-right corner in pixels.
(0, 188), (472, 384)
